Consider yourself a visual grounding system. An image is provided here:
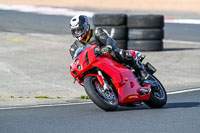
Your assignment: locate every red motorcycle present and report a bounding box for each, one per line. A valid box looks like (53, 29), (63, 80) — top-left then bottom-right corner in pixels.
(70, 44), (167, 111)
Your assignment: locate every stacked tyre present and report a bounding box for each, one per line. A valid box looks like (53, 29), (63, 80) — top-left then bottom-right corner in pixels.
(127, 15), (164, 51)
(93, 14), (127, 49)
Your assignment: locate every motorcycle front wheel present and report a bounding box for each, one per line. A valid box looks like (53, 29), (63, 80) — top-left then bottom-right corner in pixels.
(144, 75), (167, 108)
(84, 76), (118, 111)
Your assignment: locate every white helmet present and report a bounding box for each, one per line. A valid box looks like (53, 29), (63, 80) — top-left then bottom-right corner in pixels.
(70, 15), (90, 41)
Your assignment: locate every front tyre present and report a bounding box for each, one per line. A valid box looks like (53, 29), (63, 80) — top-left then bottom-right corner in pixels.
(84, 76), (118, 111)
(144, 75), (167, 108)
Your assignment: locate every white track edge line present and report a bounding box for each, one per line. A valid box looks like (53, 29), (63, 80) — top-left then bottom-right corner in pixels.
(0, 88), (200, 110)
(167, 87), (200, 95)
(0, 102), (93, 110)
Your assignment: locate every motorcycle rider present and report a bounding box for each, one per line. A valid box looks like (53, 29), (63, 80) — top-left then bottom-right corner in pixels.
(69, 15), (146, 80)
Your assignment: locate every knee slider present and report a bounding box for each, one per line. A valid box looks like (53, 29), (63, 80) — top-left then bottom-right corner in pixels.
(125, 51), (133, 60)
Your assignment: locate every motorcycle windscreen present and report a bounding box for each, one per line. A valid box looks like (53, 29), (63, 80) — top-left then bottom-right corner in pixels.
(73, 44), (91, 60)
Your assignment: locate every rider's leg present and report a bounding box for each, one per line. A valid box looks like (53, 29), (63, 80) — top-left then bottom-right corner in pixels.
(128, 50), (147, 79)
(116, 49), (139, 67)
(114, 48), (147, 80)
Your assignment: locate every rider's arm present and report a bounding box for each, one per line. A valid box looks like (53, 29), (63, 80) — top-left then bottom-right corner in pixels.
(94, 27), (116, 49)
(69, 40), (81, 59)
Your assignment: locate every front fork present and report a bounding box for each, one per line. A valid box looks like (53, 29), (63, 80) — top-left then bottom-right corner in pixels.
(97, 70), (110, 92)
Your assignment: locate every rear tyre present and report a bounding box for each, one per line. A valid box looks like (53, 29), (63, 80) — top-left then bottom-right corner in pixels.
(84, 76), (118, 111)
(144, 75), (167, 108)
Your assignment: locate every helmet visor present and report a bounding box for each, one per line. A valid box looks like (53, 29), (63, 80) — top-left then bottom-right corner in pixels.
(71, 26), (85, 38)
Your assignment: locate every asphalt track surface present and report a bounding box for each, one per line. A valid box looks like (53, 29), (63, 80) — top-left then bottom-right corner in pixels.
(0, 90), (200, 133)
(0, 9), (200, 133)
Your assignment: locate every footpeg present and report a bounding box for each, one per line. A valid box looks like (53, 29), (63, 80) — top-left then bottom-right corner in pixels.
(139, 88), (150, 95)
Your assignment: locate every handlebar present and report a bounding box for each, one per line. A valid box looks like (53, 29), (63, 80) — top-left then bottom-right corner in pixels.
(94, 46), (112, 56)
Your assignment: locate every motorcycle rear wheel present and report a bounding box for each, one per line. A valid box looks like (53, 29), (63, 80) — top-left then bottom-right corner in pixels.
(84, 76), (118, 111)
(144, 75), (167, 108)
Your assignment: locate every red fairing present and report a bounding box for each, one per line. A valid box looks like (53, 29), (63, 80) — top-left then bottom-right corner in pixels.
(70, 45), (96, 78)
(70, 44), (150, 104)
(92, 58), (150, 103)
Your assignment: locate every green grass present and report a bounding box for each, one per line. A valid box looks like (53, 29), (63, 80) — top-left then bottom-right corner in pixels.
(80, 95), (90, 99)
(0, 94), (2, 99)
(35, 96), (49, 99)
(8, 95), (61, 99)
(4, 37), (25, 43)
(35, 96), (56, 99)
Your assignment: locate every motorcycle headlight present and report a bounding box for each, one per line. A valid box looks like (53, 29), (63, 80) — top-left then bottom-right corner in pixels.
(77, 65), (82, 70)
(75, 59), (79, 64)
